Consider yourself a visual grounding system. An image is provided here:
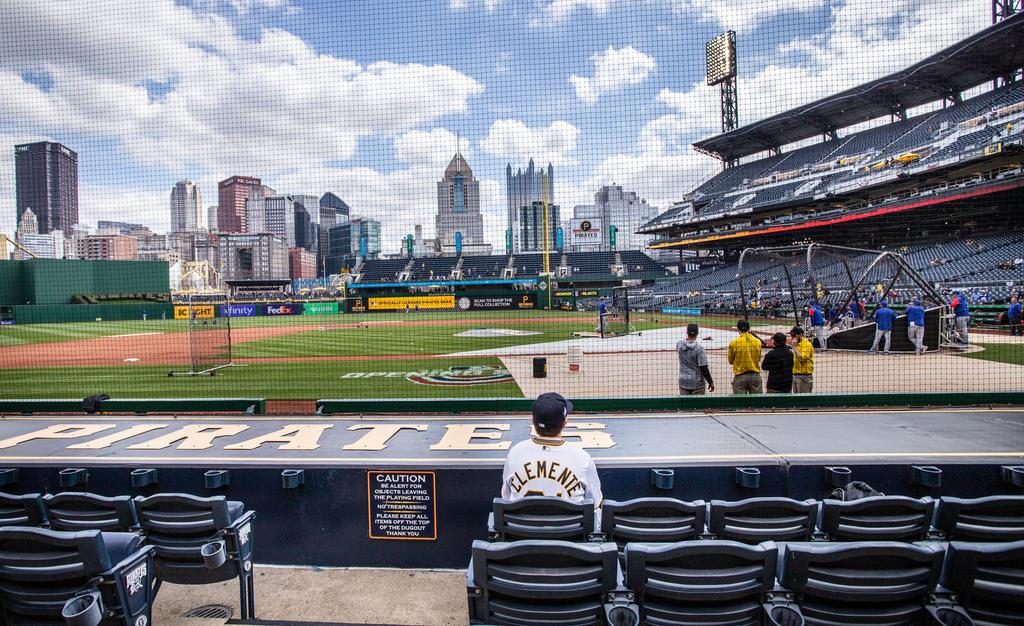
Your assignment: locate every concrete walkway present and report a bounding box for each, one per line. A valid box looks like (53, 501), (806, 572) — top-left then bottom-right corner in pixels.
(153, 566), (466, 625)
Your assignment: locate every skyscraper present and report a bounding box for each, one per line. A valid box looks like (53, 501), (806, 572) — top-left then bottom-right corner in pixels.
(506, 159), (554, 253)
(170, 180), (203, 232)
(15, 141), (79, 234)
(246, 195), (295, 246)
(319, 193), (349, 274)
(519, 201), (560, 253)
(217, 176), (266, 233)
(206, 206), (218, 232)
(593, 184), (657, 251)
(436, 152), (484, 250)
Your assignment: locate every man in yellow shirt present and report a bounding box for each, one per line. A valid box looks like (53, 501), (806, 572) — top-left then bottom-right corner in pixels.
(727, 319), (763, 394)
(789, 326), (814, 393)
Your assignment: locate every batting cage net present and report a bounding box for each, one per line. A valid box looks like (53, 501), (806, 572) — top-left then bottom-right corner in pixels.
(0, 0), (1022, 410)
(169, 293), (233, 377)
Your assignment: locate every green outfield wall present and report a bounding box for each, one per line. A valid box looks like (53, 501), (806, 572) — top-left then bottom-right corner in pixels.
(0, 259), (169, 305)
(9, 302), (175, 324)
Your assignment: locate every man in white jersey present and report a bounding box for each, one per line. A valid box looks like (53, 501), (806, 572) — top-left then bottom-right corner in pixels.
(501, 392), (603, 511)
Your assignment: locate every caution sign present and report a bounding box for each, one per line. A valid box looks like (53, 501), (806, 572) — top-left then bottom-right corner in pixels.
(174, 305), (215, 320)
(368, 295), (455, 311)
(367, 471), (437, 541)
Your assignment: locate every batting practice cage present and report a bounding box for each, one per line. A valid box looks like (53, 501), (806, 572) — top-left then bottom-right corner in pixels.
(0, 0), (1021, 408)
(167, 293), (235, 377)
(737, 244), (952, 352)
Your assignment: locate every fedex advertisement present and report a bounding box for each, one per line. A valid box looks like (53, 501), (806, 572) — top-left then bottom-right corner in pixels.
(220, 304), (257, 318)
(261, 303), (304, 316)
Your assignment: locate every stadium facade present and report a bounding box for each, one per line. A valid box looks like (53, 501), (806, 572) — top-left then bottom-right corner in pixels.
(637, 13), (1024, 312)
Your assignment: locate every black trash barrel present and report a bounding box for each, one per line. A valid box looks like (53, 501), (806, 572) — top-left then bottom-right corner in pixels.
(532, 357), (547, 378)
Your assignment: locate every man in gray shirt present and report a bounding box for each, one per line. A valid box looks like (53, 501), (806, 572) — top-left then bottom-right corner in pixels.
(677, 323), (715, 395)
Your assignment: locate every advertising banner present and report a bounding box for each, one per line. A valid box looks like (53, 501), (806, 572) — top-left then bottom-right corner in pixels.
(220, 304), (257, 318)
(261, 303), (304, 316)
(174, 305), (215, 320)
(304, 302), (339, 315)
(368, 295), (455, 311)
(569, 218), (602, 247)
(662, 307), (702, 316)
(455, 294), (537, 311)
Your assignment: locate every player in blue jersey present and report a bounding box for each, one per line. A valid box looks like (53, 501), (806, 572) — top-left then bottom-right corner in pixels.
(869, 301), (897, 354)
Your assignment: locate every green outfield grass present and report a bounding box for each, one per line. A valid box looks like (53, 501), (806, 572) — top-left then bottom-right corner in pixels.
(0, 358), (523, 400)
(230, 318), (680, 358)
(959, 342), (1024, 366)
(0, 310), (619, 348)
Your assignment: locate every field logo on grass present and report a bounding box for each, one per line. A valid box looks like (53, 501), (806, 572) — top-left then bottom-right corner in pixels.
(407, 365), (514, 386)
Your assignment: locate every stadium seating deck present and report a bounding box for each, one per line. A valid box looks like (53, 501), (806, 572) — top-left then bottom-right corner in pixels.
(356, 250), (670, 283)
(648, 81), (1024, 233)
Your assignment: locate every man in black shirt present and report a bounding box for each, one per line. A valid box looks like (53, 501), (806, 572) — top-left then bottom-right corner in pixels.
(761, 332), (794, 393)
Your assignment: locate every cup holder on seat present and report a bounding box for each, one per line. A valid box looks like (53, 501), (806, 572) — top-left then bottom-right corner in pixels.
(62, 591), (103, 626)
(201, 540), (227, 569)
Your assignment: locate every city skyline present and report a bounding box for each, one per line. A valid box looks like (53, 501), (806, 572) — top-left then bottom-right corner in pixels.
(0, 0), (992, 251)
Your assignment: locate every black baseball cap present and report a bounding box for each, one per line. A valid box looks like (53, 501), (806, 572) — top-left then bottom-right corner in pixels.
(533, 392), (573, 430)
(686, 323), (699, 335)
(737, 319), (751, 331)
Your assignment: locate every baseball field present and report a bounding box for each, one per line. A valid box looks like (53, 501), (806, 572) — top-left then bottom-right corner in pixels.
(0, 309), (1020, 402)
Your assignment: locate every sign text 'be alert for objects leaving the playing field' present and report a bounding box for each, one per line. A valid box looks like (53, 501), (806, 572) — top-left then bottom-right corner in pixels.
(368, 471), (436, 541)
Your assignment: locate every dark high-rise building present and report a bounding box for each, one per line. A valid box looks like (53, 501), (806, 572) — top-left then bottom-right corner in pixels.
(506, 159), (553, 253)
(318, 193), (349, 276)
(15, 141), (79, 235)
(217, 176), (264, 233)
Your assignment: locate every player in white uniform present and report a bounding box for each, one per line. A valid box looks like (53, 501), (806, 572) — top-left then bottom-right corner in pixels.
(501, 393), (603, 512)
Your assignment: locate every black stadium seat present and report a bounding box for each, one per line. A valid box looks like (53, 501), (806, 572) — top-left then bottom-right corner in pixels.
(134, 493), (256, 620)
(490, 497), (595, 541)
(708, 498), (817, 543)
(0, 492), (47, 527)
(941, 540), (1024, 625)
(467, 539), (637, 626)
(624, 540), (802, 626)
(934, 495), (1024, 542)
(44, 492), (139, 533)
(818, 496), (934, 541)
(0, 527), (155, 626)
(778, 542), (967, 625)
(601, 498), (706, 548)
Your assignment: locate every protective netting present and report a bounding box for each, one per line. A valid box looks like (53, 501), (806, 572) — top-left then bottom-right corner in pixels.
(0, 0), (1021, 407)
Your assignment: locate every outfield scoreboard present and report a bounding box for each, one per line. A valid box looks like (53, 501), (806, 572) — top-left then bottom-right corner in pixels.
(706, 31), (736, 86)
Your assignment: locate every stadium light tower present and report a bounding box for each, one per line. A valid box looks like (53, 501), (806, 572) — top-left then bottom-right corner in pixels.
(706, 31), (738, 136)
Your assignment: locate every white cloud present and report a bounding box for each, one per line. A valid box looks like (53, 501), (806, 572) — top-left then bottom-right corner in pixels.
(228, 0), (298, 13)
(570, 46), (656, 104)
(450, 0), (501, 10)
(679, 0), (826, 34)
(0, 1), (484, 177)
(531, 0), (618, 25)
(479, 120), (579, 166)
(394, 128), (470, 170)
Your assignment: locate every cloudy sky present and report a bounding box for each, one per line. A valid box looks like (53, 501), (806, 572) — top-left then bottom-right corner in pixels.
(0, 0), (991, 252)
